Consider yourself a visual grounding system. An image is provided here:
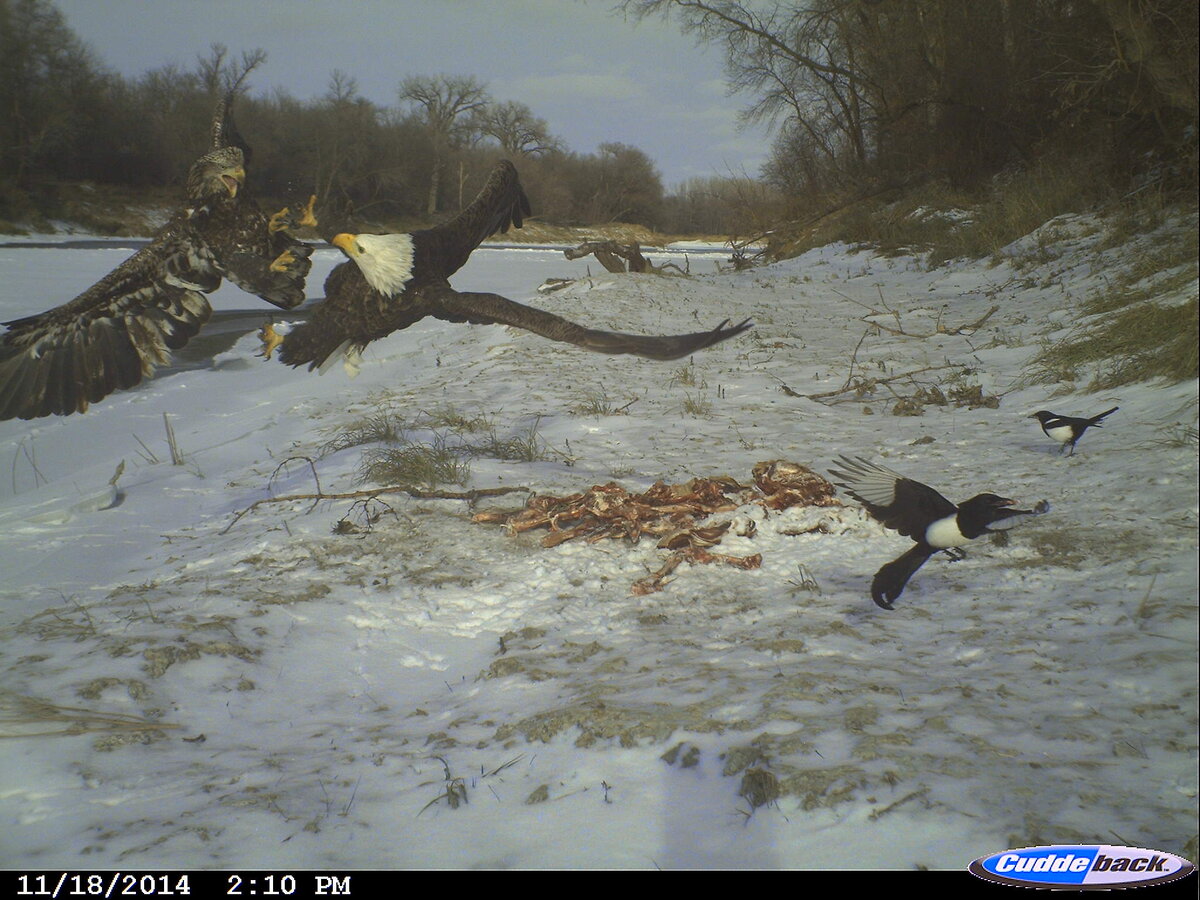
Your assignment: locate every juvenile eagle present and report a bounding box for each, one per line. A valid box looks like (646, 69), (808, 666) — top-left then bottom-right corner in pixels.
(262, 160), (751, 371)
(0, 94), (315, 421)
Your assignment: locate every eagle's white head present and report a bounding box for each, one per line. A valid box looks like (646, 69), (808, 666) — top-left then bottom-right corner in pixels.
(333, 232), (416, 296)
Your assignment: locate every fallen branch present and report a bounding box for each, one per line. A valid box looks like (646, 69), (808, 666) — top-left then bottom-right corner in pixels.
(805, 364), (961, 402)
(221, 483), (532, 534)
(832, 289), (1000, 339)
(940, 304), (999, 335)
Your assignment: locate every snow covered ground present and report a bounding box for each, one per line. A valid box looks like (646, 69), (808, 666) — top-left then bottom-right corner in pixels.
(0, 221), (1195, 870)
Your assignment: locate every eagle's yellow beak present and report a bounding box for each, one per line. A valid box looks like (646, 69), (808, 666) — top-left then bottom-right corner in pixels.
(332, 233), (360, 257)
(222, 166), (245, 197)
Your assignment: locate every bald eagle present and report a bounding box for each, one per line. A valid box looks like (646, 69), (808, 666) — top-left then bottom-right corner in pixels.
(262, 160), (751, 372)
(0, 94), (315, 421)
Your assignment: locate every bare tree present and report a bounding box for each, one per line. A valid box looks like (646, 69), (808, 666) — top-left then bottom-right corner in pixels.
(624, 1), (876, 179)
(195, 44), (267, 98)
(473, 100), (560, 157)
(399, 74), (491, 214)
(0, 0), (104, 187)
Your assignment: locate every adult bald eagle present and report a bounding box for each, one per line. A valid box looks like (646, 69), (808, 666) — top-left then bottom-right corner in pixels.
(262, 160), (751, 371)
(0, 94), (315, 421)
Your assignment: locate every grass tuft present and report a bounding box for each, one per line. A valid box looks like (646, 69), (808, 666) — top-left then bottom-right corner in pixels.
(321, 411), (405, 456)
(325, 404), (561, 488)
(464, 417), (554, 463)
(569, 388), (637, 417)
(414, 405), (493, 433)
(358, 433), (471, 490)
(681, 392), (713, 417)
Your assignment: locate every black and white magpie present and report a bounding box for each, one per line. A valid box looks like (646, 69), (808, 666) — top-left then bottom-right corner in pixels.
(1029, 406), (1118, 456)
(829, 456), (1048, 609)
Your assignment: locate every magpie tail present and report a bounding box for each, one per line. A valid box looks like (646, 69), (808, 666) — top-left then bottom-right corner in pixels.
(1088, 405), (1119, 426)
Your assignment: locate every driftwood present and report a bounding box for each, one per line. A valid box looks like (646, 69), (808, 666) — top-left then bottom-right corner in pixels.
(563, 240), (686, 275)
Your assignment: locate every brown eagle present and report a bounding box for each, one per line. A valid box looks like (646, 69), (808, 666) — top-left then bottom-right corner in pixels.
(0, 94), (315, 421)
(262, 160), (751, 372)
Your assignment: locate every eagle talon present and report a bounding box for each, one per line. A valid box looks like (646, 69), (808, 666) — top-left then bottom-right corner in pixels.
(268, 207), (292, 234)
(297, 194), (319, 228)
(258, 321), (284, 360)
(269, 250), (298, 273)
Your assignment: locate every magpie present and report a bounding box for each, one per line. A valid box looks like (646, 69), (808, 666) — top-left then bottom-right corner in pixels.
(1029, 406), (1118, 456)
(829, 456), (1048, 609)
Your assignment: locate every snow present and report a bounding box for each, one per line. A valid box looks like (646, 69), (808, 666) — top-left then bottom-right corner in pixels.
(0, 219), (1196, 871)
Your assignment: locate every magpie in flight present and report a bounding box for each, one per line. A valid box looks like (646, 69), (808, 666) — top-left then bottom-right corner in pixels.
(1029, 406), (1118, 456)
(829, 456), (1048, 609)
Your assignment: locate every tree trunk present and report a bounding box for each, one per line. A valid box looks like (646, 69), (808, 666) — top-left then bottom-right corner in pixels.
(426, 156), (443, 216)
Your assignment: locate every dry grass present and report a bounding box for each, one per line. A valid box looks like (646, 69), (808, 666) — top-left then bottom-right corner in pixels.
(320, 411), (406, 456)
(358, 434), (471, 490)
(1027, 218), (1198, 391)
(414, 405), (492, 433)
(463, 418), (555, 463)
(0, 691), (179, 740)
(326, 405), (558, 489)
(569, 388), (637, 417)
(680, 392), (713, 417)
(770, 157), (1118, 266)
(928, 160), (1114, 266)
(1028, 297), (1198, 391)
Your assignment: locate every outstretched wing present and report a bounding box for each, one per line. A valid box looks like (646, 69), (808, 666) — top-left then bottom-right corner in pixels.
(829, 455), (957, 540)
(414, 160), (531, 280)
(0, 228), (213, 420)
(428, 285), (751, 361)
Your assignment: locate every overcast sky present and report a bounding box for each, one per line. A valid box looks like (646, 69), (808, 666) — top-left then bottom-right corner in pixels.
(53, 0), (772, 187)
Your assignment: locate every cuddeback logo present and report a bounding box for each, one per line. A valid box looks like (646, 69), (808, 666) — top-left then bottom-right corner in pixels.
(969, 844), (1195, 889)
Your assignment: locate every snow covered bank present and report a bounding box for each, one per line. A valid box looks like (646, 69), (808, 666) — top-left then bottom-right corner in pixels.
(0, 221), (1195, 869)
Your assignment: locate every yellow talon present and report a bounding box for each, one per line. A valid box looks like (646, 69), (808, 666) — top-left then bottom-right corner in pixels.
(297, 194), (319, 228)
(268, 195), (317, 233)
(268, 207), (291, 233)
(258, 321), (284, 360)
(268, 250), (296, 273)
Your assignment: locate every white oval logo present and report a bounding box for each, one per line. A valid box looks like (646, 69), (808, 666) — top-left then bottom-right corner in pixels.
(969, 844), (1195, 889)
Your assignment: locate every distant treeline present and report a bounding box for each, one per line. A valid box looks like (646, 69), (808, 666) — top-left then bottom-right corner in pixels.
(2, 0), (1196, 239)
(0, 0), (776, 235)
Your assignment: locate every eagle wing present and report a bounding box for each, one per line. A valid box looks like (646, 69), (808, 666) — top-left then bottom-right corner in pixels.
(829, 456), (957, 540)
(0, 221), (213, 420)
(414, 160), (530, 280)
(427, 285), (752, 361)
(0, 95), (314, 419)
